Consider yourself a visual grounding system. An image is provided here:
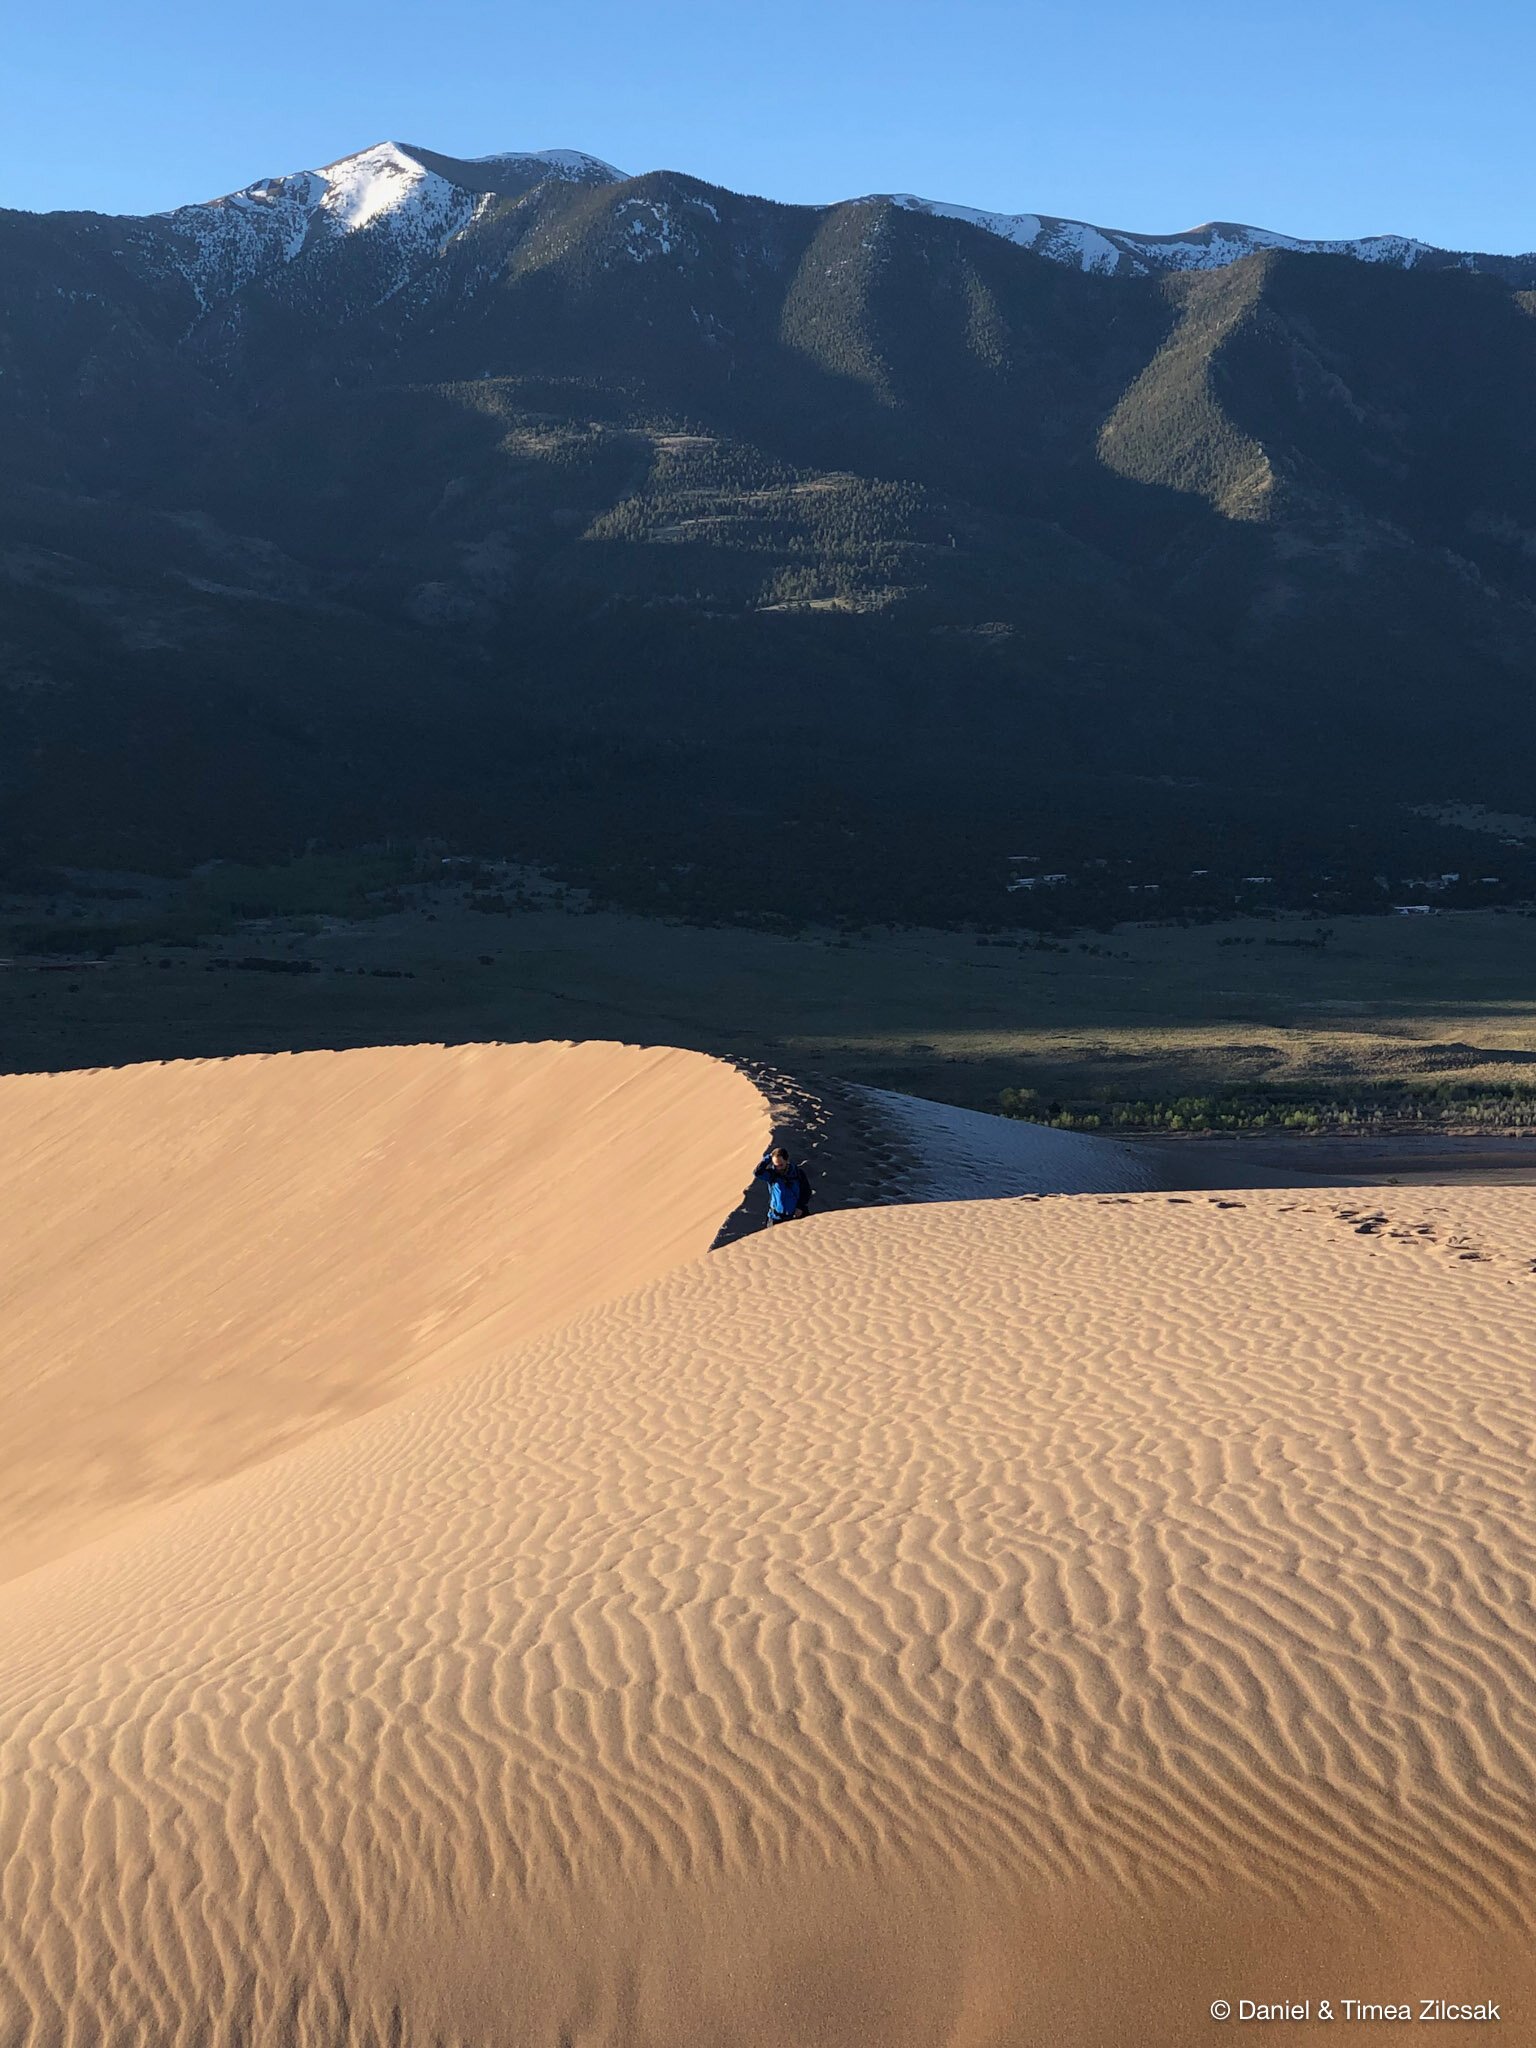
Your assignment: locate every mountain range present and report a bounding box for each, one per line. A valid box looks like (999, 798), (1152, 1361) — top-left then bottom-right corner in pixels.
(4, 140), (1536, 925)
(87, 140), (1536, 297)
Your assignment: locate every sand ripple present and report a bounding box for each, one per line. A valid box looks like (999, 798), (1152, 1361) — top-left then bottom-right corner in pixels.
(1, 1184), (1534, 2041)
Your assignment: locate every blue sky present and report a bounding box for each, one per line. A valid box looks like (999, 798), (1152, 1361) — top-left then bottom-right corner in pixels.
(5, 0), (1533, 250)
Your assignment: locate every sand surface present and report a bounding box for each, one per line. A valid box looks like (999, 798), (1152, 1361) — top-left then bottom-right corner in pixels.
(0, 1041), (767, 1583)
(852, 1083), (1156, 1198)
(2, 1142), (1533, 2042)
(710, 1066), (1158, 1246)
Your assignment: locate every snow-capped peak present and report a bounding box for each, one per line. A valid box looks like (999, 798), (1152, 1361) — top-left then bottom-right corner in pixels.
(156, 142), (626, 306)
(314, 141), (437, 234)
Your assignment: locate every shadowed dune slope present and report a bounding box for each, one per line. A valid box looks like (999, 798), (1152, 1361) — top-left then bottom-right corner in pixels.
(852, 1082), (1157, 1198)
(0, 1041), (768, 1583)
(2, 1186), (1533, 2045)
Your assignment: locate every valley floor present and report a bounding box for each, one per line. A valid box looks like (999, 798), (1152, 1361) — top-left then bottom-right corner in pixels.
(8, 875), (1536, 1179)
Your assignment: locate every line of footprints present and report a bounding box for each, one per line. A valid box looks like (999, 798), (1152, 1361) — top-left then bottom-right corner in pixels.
(1091, 1193), (1534, 1282)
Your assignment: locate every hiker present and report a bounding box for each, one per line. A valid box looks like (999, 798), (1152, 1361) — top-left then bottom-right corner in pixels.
(753, 1144), (812, 1226)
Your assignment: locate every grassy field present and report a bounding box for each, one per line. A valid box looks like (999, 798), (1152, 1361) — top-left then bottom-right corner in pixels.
(6, 865), (1536, 1140)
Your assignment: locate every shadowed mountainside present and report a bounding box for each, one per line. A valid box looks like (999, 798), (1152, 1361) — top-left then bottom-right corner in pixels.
(6, 148), (1536, 922)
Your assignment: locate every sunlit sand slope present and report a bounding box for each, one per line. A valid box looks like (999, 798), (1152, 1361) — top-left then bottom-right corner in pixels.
(0, 1041), (767, 1583)
(1, 1187), (1534, 2045)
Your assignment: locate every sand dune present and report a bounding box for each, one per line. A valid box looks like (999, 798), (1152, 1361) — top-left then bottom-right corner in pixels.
(710, 1067), (1157, 1248)
(0, 1041), (767, 1583)
(2, 1158), (1533, 2043)
(853, 1082), (1156, 1197)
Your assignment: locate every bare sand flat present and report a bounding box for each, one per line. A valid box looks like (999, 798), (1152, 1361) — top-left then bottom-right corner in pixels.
(2, 1164), (1533, 2044)
(0, 1041), (767, 1583)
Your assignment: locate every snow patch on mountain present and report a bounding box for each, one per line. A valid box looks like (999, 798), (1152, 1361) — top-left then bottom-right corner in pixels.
(1116, 222), (1440, 274)
(159, 171), (324, 303)
(1037, 219), (1125, 273)
(885, 194), (1045, 251)
(620, 199), (681, 259)
(884, 192), (1442, 277)
(614, 193), (721, 263)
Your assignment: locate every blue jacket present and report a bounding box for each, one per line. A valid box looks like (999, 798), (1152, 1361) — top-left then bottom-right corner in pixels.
(753, 1151), (811, 1223)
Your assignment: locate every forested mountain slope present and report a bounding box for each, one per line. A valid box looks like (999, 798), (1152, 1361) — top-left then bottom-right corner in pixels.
(4, 143), (1536, 923)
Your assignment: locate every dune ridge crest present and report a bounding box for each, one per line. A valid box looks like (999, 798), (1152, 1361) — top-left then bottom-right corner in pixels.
(1, 1182), (1533, 2043)
(0, 1040), (768, 1583)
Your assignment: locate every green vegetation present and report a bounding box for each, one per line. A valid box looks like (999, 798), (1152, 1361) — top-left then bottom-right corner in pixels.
(2, 850), (424, 958)
(999, 1079), (1536, 1136)
(184, 851), (417, 925)
(1097, 260), (1278, 519)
